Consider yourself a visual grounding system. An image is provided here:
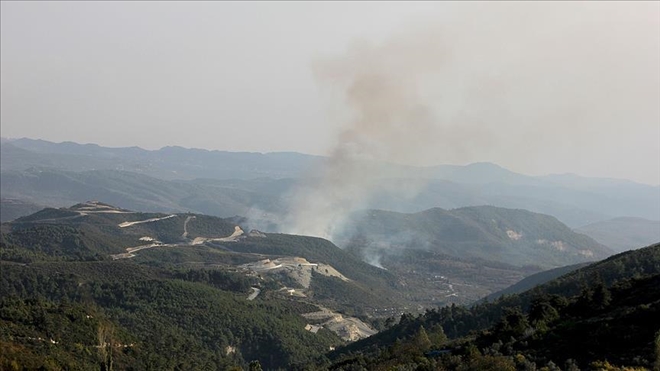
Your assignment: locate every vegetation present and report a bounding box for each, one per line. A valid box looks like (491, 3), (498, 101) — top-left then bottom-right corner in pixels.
(344, 206), (613, 269)
(323, 243), (660, 370)
(0, 262), (342, 370)
(2, 202), (658, 370)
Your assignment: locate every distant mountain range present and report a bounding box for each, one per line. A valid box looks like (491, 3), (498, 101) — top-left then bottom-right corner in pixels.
(1, 201), (609, 307)
(2, 202), (658, 369)
(576, 217), (660, 253)
(2, 138), (659, 230)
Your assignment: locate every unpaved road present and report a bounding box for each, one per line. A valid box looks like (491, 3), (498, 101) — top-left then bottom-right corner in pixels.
(118, 214), (177, 228)
(182, 216), (196, 239)
(112, 222), (244, 260)
(247, 287), (261, 301)
(111, 242), (174, 260)
(191, 226), (244, 245)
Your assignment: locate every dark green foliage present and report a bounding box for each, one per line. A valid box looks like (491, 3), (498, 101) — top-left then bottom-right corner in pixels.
(183, 214), (237, 238)
(1, 224), (107, 262)
(325, 243), (660, 371)
(654, 330), (660, 371)
(13, 207), (80, 222)
(171, 268), (258, 293)
(309, 273), (396, 317)
(0, 262), (342, 370)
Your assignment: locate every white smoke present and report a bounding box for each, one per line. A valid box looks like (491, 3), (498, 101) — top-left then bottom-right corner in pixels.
(284, 2), (660, 242)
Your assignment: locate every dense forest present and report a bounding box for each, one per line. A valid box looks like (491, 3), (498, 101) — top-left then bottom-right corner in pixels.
(322, 244), (660, 371)
(1, 262), (341, 370)
(1, 203), (659, 370)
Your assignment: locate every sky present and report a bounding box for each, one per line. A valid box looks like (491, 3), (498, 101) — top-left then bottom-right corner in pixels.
(1, 1), (659, 185)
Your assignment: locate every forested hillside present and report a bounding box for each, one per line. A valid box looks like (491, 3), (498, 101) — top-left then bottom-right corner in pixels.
(323, 243), (660, 371)
(1, 262), (341, 369)
(2, 202), (657, 370)
(343, 206), (612, 268)
(0, 202), (404, 369)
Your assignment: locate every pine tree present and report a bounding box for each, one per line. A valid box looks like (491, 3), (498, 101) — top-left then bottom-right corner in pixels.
(428, 323), (448, 346)
(654, 329), (660, 371)
(412, 325), (432, 352)
(248, 360), (263, 371)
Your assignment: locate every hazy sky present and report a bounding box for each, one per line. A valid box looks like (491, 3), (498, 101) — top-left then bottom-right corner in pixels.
(2, 2), (659, 185)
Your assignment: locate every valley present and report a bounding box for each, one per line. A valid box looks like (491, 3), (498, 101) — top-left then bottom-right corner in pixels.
(3, 200), (658, 369)
(3, 139), (659, 229)
(0, 138), (657, 371)
(2, 1), (659, 368)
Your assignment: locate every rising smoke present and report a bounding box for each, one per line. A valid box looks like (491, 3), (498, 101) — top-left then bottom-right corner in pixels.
(283, 29), (447, 240)
(284, 2), (660, 249)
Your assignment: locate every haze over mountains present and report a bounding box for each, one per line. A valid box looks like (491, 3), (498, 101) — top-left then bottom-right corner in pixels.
(2, 138), (659, 233)
(341, 206), (612, 269)
(576, 217), (660, 253)
(3, 200), (657, 369)
(2, 139), (656, 369)
(2, 1), (659, 369)
(1, 201), (610, 306)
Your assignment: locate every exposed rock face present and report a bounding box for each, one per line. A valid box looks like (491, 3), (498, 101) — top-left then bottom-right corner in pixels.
(240, 257), (349, 288)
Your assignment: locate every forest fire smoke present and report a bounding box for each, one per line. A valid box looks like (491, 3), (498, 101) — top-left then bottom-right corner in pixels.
(285, 2), (660, 243)
(284, 29), (446, 240)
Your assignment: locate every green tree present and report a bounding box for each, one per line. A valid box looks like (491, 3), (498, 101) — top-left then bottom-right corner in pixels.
(427, 323), (448, 346)
(654, 329), (660, 371)
(412, 325), (432, 352)
(529, 298), (559, 332)
(248, 360), (263, 371)
(97, 321), (115, 371)
(591, 282), (612, 310)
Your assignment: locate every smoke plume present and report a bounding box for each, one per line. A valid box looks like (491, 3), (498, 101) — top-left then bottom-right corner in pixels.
(284, 2), (660, 243)
(283, 29), (449, 240)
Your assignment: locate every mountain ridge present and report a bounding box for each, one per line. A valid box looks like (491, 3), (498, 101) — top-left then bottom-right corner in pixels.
(4, 137), (658, 186)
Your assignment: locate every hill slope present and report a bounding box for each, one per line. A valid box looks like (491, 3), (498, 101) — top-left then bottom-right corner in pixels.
(0, 202), (407, 315)
(326, 243), (660, 370)
(0, 202), (425, 368)
(3, 138), (660, 228)
(0, 198), (45, 222)
(576, 216), (660, 253)
(483, 262), (589, 302)
(343, 206), (613, 269)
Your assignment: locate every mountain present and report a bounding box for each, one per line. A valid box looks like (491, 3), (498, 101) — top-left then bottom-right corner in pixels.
(2, 201), (656, 369)
(3, 138), (659, 228)
(342, 206), (613, 269)
(1, 202), (609, 314)
(331, 206), (613, 306)
(424, 162), (545, 186)
(0, 202), (408, 315)
(575, 217), (660, 253)
(2, 138), (321, 180)
(326, 243), (660, 370)
(0, 201), (414, 368)
(483, 262), (589, 302)
(0, 168), (288, 221)
(0, 198), (45, 223)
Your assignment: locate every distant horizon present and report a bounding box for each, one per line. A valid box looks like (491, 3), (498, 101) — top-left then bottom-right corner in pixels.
(2, 2), (658, 185)
(3, 135), (658, 187)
